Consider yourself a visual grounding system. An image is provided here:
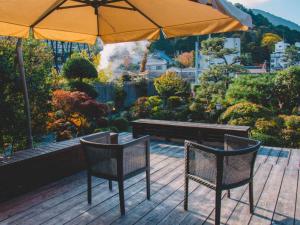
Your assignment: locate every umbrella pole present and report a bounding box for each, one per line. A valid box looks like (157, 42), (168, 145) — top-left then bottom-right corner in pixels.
(16, 38), (33, 149)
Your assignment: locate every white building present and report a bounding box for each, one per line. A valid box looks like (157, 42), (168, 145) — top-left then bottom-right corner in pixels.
(270, 41), (290, 71)
(198, 38), (241, 73)
(146, 51), (173, 79)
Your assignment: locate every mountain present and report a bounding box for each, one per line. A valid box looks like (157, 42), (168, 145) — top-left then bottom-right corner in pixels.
(252, 9), (300, 32)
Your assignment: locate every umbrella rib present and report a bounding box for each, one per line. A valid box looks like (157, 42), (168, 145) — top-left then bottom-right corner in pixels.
(124, 0), (161, 29)
(30, 0), (68, 28)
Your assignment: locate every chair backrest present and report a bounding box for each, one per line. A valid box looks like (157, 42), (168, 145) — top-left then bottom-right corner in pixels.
(185, 135), (261, 188)
(222, 135), (260, 187)
(80, 132), (119, 178)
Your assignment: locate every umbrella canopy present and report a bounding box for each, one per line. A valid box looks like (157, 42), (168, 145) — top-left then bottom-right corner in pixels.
(0, 0), (252, 44)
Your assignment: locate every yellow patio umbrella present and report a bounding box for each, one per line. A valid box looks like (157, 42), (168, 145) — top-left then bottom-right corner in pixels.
(0, 0), (252, 148)
(0, 0), (252, 44)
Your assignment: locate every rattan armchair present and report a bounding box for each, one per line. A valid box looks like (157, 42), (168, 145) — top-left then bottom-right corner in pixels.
(80, 132), (150, 215)
(184, 134), (261, 225)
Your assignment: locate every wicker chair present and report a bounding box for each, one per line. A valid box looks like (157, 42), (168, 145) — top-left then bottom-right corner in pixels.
(184, 134), (261, 225)
(80, 132), (150, 215)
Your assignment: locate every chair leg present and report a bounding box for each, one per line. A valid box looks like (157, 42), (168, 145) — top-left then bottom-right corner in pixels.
(215, 189), (222, 225)
(118, 179), (125, 215)
(87, 172), (92, 204)
(146, 169), (150, 200)
(227, 190), (231, 198)
(109, 180), (113, 191)
(249, 181), (254, 214)
(184, 176), (189, 210)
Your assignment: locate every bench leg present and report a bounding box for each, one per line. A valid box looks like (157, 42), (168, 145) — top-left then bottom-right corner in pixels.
(87, 171), (92, 204)
(109, 180), (112, 191)
(227, 190), (231, 198)
(146, 168), (150, 200)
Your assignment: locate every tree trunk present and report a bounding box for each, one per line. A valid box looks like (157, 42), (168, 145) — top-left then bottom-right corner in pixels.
(16, 38), (33, 149)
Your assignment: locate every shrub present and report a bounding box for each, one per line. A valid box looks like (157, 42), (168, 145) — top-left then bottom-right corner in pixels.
(68, 81), (98, 99)
(251, 131), (282, 147)
(62, 56), (97, 81)
(226, 74), (275, 107)
(167, 96), (182, 109)
(254, 118), (281, 136)
(130, 96), (163, 119)
(279, 115), (300, 148)
(274, 66), (300, 113)
(221, 102), (272, 127)
(48, 90), (108, 140)
(111, 117), (129, 132)
(154, 71), (189, 99)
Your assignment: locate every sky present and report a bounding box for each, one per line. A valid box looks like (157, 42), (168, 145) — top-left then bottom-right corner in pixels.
(229, 0), (300, 25)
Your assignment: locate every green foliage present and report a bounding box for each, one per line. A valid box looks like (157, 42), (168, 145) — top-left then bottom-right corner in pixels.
(167, 96), (182, 109)
(221, 102), (272, 126)
(0, 38), (53, 151)
(279, 115), (300, 147)
(62, 56), (97, 81)
(226, 74), (275, 107)
(154, 71), (189, 99)
(130, 96), (163, 119)
(274, 66), (300, 113)
(111, 117), (129, 132)
(114, 80), (127, 110)
(201, 37), (239, 63)
(284, 45), (300, 67)
(68, 81), (98, 99)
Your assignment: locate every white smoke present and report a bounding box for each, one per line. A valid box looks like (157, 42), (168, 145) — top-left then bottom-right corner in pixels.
(98, 41), (149, 73)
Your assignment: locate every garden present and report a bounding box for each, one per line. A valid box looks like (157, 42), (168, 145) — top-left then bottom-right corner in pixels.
(1, 36), (300, 156)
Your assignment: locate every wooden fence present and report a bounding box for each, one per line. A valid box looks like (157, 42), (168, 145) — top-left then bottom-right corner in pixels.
(94, 80), (156, 106)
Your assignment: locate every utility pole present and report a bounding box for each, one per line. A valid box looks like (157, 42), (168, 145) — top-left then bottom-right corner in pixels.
(194, 36), (200, 84)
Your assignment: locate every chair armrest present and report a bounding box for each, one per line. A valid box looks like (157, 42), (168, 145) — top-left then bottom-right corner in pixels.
(185, 140), (218, 185)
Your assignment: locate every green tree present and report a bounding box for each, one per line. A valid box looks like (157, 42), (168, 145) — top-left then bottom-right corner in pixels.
(274, 66), (300, 113)
(284, 45), (300, 67)
(197, 37), (245, 106)
(0, 38), (53, 151)
(154, 71), (189, 101)
(261, 33), (282, 52)
(226, 74), (275, 107)
(62, 56), (97, 81)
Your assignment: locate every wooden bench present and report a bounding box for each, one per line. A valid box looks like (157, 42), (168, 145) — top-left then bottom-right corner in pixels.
(0, 132), (118, 202)
(132, 119), (250, 146)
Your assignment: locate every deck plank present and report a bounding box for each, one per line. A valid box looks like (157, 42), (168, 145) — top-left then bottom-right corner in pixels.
(288, 149), (300, 169)
(272, 168), (298, 225)
(295, 170), (300, 225)
(248, 165), (285, 225)
(226, 163), (273, 224)
(44, 150), (184, 225)
(0, 142), (177, 225)
(0, 139), (299, 225)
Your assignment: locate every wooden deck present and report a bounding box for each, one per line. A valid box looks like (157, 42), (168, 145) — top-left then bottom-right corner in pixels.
(0, 133), (300, 225)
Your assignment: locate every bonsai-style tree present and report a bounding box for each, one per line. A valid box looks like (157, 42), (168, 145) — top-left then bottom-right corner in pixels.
(62, 55), (97, 82)
(197, 37), (245, 106)
(175, 51), (194, 68)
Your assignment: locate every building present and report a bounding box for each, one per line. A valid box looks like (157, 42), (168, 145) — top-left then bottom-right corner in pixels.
(270, 41), (290, 71)
(146, 51), (172, 79)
